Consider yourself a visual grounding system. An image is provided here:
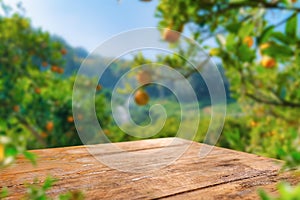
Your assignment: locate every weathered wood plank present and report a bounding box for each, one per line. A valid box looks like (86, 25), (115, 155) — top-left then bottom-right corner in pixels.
(0, 137), (298, 200)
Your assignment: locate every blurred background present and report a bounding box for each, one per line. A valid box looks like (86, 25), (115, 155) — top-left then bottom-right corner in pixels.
(0, 0), (300, 171)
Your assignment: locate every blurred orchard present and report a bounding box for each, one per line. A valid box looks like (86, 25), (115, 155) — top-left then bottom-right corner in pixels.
(0, 4), (110, 167)
(146, 0), (300, 169)
(0, 0), (300, 175)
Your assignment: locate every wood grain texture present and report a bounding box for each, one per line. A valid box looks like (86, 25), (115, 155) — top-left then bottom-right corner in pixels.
(0, 137), (299, 200)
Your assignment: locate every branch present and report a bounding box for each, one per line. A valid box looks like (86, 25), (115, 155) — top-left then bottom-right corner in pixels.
(200, 6), (297, 41)
(272, 11), (297, 27)
(195, 1), (300, 27)
(245, 92), (300, 108)
(220, 1), (300, 12)
(183, 57), (210, 78)
(153, 57), (210, 81)
(195, 14), (253, 42)
(240, 61), (300, 108)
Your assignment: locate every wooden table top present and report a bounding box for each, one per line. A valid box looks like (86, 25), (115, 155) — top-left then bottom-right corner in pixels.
(0, 137), (298, 199)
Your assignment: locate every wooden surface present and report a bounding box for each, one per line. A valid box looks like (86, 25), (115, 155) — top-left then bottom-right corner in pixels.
(0, 137), (299, 200)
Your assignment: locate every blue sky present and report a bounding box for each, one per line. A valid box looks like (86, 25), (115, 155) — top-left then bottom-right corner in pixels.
(5, 0), (298, 53)
(11, 0), (160, 51)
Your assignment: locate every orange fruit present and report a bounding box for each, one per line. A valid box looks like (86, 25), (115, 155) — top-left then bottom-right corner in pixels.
(243, 36), (254, 48)
(34, 88), (41, 94)
(42, 61), (48, 67)
(67, 116), (74, 123)
(269, 131), (276, 136)
(250, 121), (257, 127)
(46, 121), (54, 132)
(96, 84), (102, 91)
(57, 67), (64, 74)
(13, 105), (20, 112)
(103, 129), (110, 135)
(61, 48), (67, 55)
(51, 65), (59, 73)
(136, 70), (152, 85)
(292, 0), (297, 3)
(259, 43), (271, 51)
(162, 26), (183, 43)
(134, 89), (149, 106)
(261, 56), (276, 68)
(40, 132), (48, 139)
(209, 48), (220, 56)
(0, 144), (4, 162)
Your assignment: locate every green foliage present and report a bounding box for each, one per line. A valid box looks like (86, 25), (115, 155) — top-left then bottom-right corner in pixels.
(1, 0), (300, 199)
(1, 175), (84, 200)
(0, 8), (110, 167)
(0, 187), (8, 198)
(154, 0), (300, 163)
(259, 182), (300, 200)
(23, 176), (84, 200)
(0, 13), (61, 165)
(25, 177), (57, 200)
(152, 2), (300, 199)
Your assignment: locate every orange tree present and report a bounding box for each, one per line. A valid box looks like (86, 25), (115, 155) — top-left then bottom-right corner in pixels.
(137, 0), (300, 166)
(0, 12), (109, 166)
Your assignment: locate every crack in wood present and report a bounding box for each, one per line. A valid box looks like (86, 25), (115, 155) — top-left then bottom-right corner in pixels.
(151, 170), (278, 199)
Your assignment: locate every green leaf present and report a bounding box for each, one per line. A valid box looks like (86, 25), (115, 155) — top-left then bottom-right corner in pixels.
(5, 146), (18, 157)
(281, 0), (292, 6)
(0, 187), (9, 198)
(237, 45), (255, 62)
(256, 65), (266, 74)
(291, 151), (300, 162)
(42, 176), (56, 190)
(262, 44), (293, 58)
(276, 147), (286, 158)
(258, 189), (271, 200)
(226, 22), (241, 33)
(238, 23), (254, 38)
(278, 182), (293, 198)
(23, 151), (37, 166)
(258, 26), (274, 44)
(285, 13), (297, 39)
(225, 33), (236, 51)
(270, 32), (290, 44)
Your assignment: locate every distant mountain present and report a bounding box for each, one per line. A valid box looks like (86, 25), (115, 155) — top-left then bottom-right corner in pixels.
(54, 35), (233, 105)
(51, 35), (89, 75)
